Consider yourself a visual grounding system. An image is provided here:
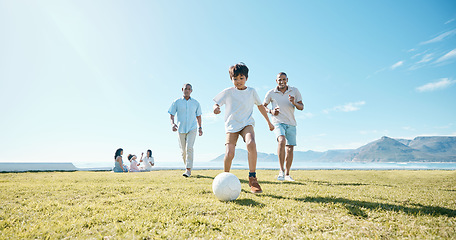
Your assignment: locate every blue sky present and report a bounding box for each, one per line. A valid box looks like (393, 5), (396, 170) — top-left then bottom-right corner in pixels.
(1, 0), (455, 166)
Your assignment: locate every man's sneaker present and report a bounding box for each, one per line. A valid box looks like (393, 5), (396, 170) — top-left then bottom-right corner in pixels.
(183, 170), (191, 177)
(284, 175), (295, 182)
(277, 171), (285, 181)
(248, 177), (263, 193)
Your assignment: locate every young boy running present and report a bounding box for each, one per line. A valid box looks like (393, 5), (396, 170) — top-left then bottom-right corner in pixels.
(213, 63), (274, 193)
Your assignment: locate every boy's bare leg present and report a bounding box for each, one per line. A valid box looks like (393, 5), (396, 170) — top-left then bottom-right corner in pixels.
(277, 136), (286, 172)
(285, 145), (294, 176)
(245, 131), (262, 193)
(224, 143), (236, 172)
(245, 132), (257, 173)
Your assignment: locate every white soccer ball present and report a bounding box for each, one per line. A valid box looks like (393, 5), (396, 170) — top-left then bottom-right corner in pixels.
(212, 172), (241, 201)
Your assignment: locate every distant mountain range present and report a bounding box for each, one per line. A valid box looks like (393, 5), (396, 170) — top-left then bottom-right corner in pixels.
(210, 136), (456, 163)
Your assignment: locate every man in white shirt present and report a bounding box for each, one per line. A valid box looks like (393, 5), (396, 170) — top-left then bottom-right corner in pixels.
(168, 83), (203, 177)
(264, 72), (304, 181)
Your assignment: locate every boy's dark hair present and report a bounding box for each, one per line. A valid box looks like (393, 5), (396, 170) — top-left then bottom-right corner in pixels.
(128, 154), (133, 161)
(229, 62), (249, 79)
(147, 149), (152, 157)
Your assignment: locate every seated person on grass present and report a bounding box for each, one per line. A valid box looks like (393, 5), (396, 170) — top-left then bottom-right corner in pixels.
(128, 154), (140, 172)
(139, 149), (155, 171)
(113, 148), (128, 173)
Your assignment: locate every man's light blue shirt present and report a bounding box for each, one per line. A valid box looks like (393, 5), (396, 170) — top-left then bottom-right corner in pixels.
(168, 97), (202, 134)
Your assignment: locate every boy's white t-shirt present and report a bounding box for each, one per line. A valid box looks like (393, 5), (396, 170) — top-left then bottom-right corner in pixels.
(213, 87), (262, 133)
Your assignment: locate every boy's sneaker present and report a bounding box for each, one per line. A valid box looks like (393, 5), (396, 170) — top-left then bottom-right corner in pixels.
(284, 175), (295, 182)
(277, 171), (285, 181)
(249, 177), (263, 194)
(183, 170), (191, 177)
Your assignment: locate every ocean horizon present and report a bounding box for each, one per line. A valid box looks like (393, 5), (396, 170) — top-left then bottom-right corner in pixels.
(1, 161), (455, 172)
(73, 161), (456, 171)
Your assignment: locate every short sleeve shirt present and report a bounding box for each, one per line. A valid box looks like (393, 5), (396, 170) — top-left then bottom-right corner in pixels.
(130, 160), (140, 171)
(263, 86), (302, 126)
(213, 87), (262, 133)
(168, 97), (202, 134)
(142, 156), (154, 170)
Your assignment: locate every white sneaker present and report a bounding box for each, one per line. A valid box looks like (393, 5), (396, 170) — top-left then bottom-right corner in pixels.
(284, 175), (295, 181)
(277, 171), (285, 181)
(183, 170), (191, 177)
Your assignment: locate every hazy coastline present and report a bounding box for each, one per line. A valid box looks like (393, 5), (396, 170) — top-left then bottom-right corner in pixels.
(2, 161), (456, 172)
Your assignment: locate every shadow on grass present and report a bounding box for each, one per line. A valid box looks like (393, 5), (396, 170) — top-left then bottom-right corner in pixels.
(238, 178), (388, 187)
(441, 189), (456, 192)
(260, 193), (287, 200)
(296, 196), (455, 218)
(258, 193), (455, 217)
(232, 198), (265, 207)
(238, 179), (306, 186)
(306, 180), (369, 186)
(306, 180), (393, 187)
(194, 175), (214, 180)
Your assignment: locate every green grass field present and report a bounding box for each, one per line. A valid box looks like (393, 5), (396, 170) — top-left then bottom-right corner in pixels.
(0, 170), (455, 239)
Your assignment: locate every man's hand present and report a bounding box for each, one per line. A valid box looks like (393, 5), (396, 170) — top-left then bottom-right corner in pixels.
(213, 104), (221, 114)
(172, 123), (178, 132)
(198, 127), (203, 136)
(271, 107), (280, 116)
(288, 95), (295, 105)
(268, 122), (275, 131)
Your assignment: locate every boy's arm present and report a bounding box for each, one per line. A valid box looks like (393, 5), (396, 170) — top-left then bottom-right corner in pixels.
(257, 105), (274, 131)
(263, 103), (280, 116)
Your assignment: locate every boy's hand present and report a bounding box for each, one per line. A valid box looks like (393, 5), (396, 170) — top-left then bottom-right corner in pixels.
(271, 107), (280, 116)
(213, 104), (221, 114)
(268, 122), (275, 131)
(172, 124), (178, 132)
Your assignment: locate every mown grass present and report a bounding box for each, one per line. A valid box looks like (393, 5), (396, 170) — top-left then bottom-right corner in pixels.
(0, 170), (455, 239)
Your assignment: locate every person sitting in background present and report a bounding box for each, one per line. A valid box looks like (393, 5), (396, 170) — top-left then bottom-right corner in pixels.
(113, 148), (128, 172)
(140, 149), (154, 171)
(128, 154), (140, 172)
